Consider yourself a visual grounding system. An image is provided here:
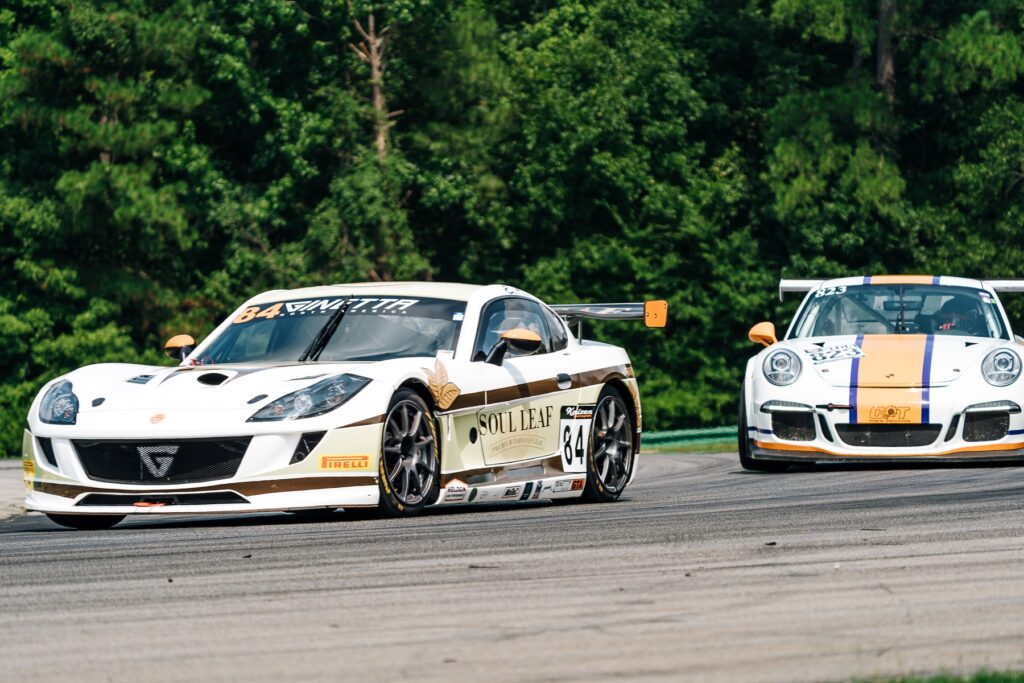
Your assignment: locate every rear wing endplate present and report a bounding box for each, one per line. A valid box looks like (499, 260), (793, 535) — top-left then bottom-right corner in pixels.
(778, 279), (823, 301)
(550, 301), (668, 328)
(984, 280), (1024, 293)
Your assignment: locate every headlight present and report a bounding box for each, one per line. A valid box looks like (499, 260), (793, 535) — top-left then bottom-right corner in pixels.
(763, 349), (802, 386)
(39, 380), (79, 425)
(247, 374), (370, 422)
(982, 349), (1021, 387)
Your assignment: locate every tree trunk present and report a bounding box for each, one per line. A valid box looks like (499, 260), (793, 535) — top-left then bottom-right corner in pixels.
(876, 0), (896, 107)
(349, 11), (397, 162)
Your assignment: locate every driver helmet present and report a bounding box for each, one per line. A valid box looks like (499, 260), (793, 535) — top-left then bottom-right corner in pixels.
(934, 297), (982, 335)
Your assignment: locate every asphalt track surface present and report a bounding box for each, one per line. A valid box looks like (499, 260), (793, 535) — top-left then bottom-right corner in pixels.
(3, 453), (1024, 683)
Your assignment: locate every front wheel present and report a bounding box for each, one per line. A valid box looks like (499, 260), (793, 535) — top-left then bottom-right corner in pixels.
(377, 389), (440, 517)
(582, 386), (636, 502)
(45, 514), (125, 530)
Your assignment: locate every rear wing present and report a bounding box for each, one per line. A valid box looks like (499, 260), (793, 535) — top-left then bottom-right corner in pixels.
(984, 280), (1024, 293)
(550, 301), (668, 329)
(778, 279), (823, 301)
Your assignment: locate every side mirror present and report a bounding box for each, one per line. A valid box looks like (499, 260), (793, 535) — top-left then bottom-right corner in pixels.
(165, 334), (196, 361)
(748, 322), (777, 347)
(485, 328), (544, 366)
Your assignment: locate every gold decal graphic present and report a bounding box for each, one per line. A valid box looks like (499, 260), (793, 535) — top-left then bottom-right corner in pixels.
(424, 359), (461, 410)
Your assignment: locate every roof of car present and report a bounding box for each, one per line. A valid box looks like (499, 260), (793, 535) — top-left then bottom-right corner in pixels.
(247, 281), (488, 306)
(819, 275), (986, 289)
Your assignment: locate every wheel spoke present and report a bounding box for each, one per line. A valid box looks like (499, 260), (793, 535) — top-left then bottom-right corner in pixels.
(612, 414), (626, 433)
(400, 469), (411, 499)
(409, 410), (422, 437)
(598, 452), (610, 481)
(384, 445), (401, 454)
(388, 458), (404, 482)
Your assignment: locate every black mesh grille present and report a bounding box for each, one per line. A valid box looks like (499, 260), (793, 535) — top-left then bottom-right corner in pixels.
(771, 412), (815, 441)
(76, 492), (248, 506)
(835, 424), (941, 448)
(73, 438), (250, 484)
(963, 412), (1009, 442)
(37, 437), (57, 467)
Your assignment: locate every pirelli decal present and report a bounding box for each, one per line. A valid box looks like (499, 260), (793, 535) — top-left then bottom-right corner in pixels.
(319, 455), (371, 471)
(849, 334), (934, 425)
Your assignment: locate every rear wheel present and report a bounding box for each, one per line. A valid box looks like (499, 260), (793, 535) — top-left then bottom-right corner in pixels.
(582, 386), (636, 502)
(377, 389), (440, 517)
(738, 388), (789, 472)
(45, 514), (124, 530)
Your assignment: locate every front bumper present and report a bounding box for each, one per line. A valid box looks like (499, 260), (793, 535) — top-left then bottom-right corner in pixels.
(22, 424), (383, 516)
(747, 379), (1024, 463)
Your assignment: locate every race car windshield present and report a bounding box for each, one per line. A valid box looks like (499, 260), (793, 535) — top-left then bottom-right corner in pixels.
(200, 297), (467, 363)
(789, 285), (1008, 340)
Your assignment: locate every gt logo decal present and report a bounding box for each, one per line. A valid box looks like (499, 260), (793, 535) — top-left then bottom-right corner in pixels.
(320, 455), (370, 471)
(869, 406), (912, 423)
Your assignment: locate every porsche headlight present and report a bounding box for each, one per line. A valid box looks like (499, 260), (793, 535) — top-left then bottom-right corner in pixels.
(247, 374), (370, 422)
(39, 380), (79, 425)
(982, 349), (1021, 387)
(763, 349), (802, 386)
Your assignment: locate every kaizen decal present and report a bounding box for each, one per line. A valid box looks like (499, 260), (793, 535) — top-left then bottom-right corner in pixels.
(502, 486), (521, 499)
(234, 298), (419, 324)
(806, 344), (865, 365)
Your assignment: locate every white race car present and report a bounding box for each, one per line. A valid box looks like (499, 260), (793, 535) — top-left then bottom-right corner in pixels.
(23, 282), (667, 528)
(740, 275), (1024, 470)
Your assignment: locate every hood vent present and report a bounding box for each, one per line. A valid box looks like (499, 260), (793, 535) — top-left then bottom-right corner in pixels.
(198, 372), (230, 386)
(127, 374), (155, 385)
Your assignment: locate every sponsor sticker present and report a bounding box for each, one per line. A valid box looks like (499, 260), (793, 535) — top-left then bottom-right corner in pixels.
(813, 285), (848, 298)
(570, 479), (585, 491)
(503, 486), (522, 499)
(553, 479), (573, 493)
(531, 480), (542, 500)
(234, 298), (421, 324)
(446, 479), (468, 503)
(868, 406), (913, 423)
(559, 405), (594, 474)
(519, 482), (534, 501)
(468, 488), (478, 502)
(805, 344), (864, 365)
(320, 454), (370, 471)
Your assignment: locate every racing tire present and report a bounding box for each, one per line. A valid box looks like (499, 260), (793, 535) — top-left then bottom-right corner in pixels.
(738, 388), (789, 473)
(582, 385), (636, 503)
(45, 514), (125, 530)
(377, 389), (441, 518)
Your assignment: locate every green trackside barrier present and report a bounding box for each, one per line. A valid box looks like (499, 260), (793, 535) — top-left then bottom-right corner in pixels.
(642, 426), (737, 448)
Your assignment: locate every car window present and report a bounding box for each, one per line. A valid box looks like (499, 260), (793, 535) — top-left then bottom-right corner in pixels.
(474, 298), (551, 360)
(542, 306), (568, 351)
(789, 285), (1008, 339)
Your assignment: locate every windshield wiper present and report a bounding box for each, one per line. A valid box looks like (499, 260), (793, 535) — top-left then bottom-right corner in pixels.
(299, 295), (353, 361)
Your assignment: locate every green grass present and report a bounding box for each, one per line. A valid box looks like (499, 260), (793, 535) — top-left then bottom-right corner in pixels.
(862, 672), (1024, 683)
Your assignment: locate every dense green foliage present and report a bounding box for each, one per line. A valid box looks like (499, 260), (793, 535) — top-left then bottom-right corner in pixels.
(3, 0), (1024, 453)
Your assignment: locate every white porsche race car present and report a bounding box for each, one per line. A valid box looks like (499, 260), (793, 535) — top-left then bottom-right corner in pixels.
(740, 275), (1024, 470)
(23, 282), (667, 529)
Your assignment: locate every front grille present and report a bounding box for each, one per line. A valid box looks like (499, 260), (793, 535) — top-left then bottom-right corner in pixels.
(73, 438), (251, 484)
(76, 492), (248, 506)
(835, 424), (942, 448)
(963, 412), (1009, 442)
(771, 412), (815, 441)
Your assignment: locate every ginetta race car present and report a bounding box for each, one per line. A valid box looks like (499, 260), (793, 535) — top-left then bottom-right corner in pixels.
(23, 283), (667, 529)
(740, 275), (1024, 470)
